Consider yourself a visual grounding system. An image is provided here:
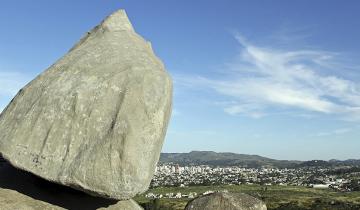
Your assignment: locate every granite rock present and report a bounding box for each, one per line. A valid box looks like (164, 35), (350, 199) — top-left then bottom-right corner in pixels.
(0, 9), (172, 200)
(185, 192), (267, 210)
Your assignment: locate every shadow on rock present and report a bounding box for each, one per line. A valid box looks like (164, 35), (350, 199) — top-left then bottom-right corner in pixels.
(0, 160), (118, 210)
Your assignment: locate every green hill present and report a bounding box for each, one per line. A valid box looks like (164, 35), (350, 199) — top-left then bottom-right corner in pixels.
(159, 151), (301, 168)
(160, 151), (360, 168)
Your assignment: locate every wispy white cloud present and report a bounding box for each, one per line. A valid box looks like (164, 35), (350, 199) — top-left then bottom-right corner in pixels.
(316, 127), (353, 137)
(223, 103), (266, 119)
(175, 33), (360, 120)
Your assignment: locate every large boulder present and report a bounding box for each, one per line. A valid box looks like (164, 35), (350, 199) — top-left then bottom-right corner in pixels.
(0, 9), (172, 200)
(185, 192), (267, 210)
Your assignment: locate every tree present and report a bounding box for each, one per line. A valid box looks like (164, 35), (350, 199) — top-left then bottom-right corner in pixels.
(152, 198), (161, 210)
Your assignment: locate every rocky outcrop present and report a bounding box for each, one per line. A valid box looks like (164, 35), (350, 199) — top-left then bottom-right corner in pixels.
(185, 192), (267, 210)
(0, 188), (142, 210)
(0, 9), (172, 200)
(0, 160), (144, 210)
(0, 188), (64, 210)
(98, 200), (143, 210)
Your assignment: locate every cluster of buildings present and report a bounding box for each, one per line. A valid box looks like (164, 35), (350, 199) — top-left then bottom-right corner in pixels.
(145, 192), (197, 199)
(151, 164), (359, 192)
(145, 190), (227, 199)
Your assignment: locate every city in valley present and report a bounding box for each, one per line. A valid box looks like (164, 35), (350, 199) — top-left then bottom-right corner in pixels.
(146, 162), (360, 200)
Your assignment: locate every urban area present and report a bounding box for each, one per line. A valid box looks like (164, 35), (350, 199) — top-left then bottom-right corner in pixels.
(146, 163), (360, 199)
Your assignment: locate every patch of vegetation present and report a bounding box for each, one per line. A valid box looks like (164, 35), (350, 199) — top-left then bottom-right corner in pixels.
(134, 185), (360, 210)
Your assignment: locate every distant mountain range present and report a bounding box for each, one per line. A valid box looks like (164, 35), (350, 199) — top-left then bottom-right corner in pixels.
(159, 151), (360, 168)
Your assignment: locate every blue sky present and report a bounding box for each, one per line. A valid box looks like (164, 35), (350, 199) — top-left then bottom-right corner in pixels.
(1, 0), (360, 160)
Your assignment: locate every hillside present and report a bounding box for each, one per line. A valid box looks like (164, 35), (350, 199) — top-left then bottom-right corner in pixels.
(159, 151), (360, 168)
(159, 151), (300, 168)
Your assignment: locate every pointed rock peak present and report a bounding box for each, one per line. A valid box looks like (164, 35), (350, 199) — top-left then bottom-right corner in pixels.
(101, 9), (134, 31)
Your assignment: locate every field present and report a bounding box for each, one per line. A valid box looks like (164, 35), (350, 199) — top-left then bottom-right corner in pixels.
(134, 185), (360, 210)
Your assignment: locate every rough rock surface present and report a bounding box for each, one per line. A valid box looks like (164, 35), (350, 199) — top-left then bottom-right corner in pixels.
(98, 200), (143, 210)
(185, 192), (267, 210)
(0, 188), (63, 210)
(0, 188), (143, 210)
(0, 9), (172, 200)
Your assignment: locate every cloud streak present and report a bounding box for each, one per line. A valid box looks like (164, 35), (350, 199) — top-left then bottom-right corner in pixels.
(0, 71), (30, 96)
(176, 34), (360, 119)
(316, 127), (353, 137)
(0, 71), (31, 112)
